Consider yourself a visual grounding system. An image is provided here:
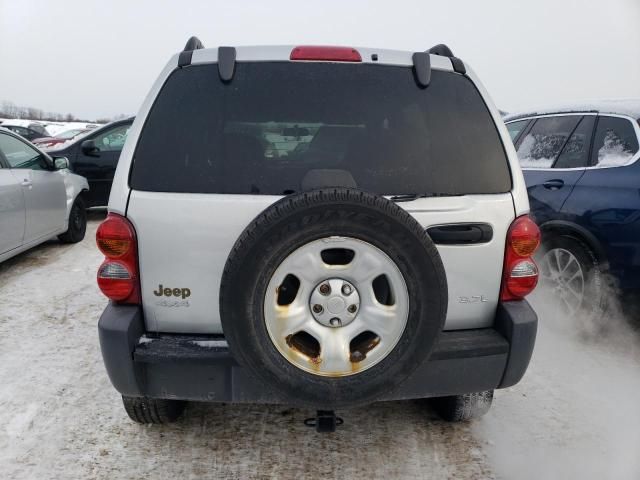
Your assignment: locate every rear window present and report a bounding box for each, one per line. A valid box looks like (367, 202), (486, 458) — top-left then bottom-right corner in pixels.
(131, 62), (511, 195)
(591, 116), (639, 167)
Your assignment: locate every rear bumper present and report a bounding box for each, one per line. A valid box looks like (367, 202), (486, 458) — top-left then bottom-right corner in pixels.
(98, 301), (537, 404)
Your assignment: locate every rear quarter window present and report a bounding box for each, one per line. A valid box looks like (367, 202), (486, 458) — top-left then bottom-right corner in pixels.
(591, 116), (639, 167)
(131, 62), (511, 195)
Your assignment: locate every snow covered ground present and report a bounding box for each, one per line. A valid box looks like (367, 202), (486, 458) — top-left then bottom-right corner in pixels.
(0, 213), (639, 479)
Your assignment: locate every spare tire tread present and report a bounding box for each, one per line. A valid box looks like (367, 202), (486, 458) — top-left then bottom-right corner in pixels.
(225, 188), (440, 277)
(220, 188), (447, 408)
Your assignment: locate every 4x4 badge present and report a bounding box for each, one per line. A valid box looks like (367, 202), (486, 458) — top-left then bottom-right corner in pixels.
(153, 284), (191, 299)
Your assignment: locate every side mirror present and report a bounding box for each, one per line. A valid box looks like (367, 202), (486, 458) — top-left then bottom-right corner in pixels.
(81, 139), (100, 157)
(53, 156), (70, 170)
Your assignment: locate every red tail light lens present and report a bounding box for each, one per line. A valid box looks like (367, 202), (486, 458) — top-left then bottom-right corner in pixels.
(290, 46), (362, 62)
(96, 213), (140, 304)
(501, 215), (541, 301)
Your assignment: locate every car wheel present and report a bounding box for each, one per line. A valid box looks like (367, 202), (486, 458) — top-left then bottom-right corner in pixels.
(429, 391), (494, 422)
(220, 188), (448, 409)
(536, 235), (607, 324)
(58, 197), (87, 244)
(121, 396), (186, 424)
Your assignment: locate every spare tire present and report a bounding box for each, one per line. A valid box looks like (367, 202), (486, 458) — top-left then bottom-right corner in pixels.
(220, 188), (447, 408)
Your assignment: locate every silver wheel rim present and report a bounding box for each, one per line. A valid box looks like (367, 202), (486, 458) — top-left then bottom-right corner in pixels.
(540, 247), (585, 316)
(264, 236), (409, 377)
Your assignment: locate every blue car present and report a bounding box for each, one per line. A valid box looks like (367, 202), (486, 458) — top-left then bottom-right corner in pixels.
(504, 101), (640, 320)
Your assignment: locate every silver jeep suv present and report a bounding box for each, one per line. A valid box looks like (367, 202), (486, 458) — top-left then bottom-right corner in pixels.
(97, 37), (539, 429)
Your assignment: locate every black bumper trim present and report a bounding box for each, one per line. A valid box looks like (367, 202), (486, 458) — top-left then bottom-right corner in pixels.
(430, 328), (508, 360)
(135, 335), (235, 365)
(134, 329), (508, 365)
(98, 300), (537, 404)
(494, 301), (538, 388)
(98, 302), (145, 397)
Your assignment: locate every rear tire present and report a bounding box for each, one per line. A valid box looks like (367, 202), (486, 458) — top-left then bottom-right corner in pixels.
(58, 197), (87, 244)
(121, 396), (186, 424)
(430, 391), (493, 422)
(536, 235), (608, 328)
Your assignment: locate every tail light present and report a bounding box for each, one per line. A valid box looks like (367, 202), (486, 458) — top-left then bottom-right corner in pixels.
(96, 213), (140, 304)
(290, 46), (362, 62)
(500, 215), (541, 301)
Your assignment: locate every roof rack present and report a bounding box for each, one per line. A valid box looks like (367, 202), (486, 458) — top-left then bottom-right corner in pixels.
(178, 36), (204, 67)
(411, 43), (467, 88)
(427, 43), (466, 75)
(178, 36), (237, 82)
(428, 44), (454, 57)
(184, 36), (204, 51)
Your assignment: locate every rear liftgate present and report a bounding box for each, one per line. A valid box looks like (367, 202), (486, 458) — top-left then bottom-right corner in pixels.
(179, 39), (467, 433)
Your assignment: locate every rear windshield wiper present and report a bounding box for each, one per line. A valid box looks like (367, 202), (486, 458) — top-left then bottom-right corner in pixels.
(389, 193), (460, 202)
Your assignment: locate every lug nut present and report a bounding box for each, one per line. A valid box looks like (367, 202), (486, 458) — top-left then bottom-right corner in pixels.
(319, 284), (331, 295)
(330, 317), (342, 327)
(347, 304), (357, 313)
(341, 284), (353, 295)
(312, 304), (323, 314)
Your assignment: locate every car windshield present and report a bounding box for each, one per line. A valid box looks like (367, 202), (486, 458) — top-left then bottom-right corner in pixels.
(132, 62), (511, 196)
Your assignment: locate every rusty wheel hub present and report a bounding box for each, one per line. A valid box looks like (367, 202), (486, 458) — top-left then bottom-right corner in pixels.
(310, 278), (360, 328)
(264, 236), (409, 377)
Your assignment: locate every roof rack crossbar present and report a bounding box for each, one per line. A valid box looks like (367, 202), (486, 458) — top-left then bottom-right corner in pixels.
(428, 44), (454, 57)
(427, 43), (466, 75)
(183, 36), (204, 52)
(178, 36), (205, 68)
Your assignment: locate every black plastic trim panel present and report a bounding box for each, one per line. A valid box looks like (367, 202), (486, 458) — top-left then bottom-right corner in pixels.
(98, 300), (537, 404)
(178, 50), (193, 68)
(412, 51), (431, 88)
(431, 329), (508, 360)
(218, 46), (236, 82)
(98, 302), (145, 396)
(450, 57), (466, 74)
(495, 300), (538, 388)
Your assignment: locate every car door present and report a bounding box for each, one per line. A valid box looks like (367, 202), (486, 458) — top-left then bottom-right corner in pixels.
(0, 132), (66, 242)
(0, 142), (26, 254)
(74, 121), (131, 206)
(514, 114), (595, 224)
(563, 114), (640, 289)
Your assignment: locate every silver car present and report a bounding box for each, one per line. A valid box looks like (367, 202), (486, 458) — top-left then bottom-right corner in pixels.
(0, 127), (89, 262)
(97, 39), (540, 429)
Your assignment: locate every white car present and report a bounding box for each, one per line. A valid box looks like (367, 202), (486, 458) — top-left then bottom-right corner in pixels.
(0, 127), (89, 262)
(97, 39), (540, 430)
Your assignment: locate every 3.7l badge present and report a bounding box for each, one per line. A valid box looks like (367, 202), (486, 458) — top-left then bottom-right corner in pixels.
(458, 295), (488, 303)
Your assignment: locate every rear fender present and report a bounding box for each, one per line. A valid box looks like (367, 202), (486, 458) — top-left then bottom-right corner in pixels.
(539, 220), (608, 269)
(60, 170), (89, 219)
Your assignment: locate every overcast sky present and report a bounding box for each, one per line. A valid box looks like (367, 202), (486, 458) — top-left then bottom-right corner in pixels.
(1, 0), (639, 120)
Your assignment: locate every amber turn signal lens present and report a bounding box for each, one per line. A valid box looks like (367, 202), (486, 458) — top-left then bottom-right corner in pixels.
(97, 238), (130, 257)
(509, 216), (540, 257)
(96, 215), (135, 258)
